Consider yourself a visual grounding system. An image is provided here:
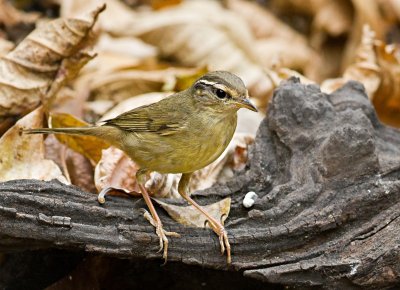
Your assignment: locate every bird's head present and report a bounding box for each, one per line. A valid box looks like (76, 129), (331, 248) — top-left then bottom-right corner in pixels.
(190, 71), (258, 113)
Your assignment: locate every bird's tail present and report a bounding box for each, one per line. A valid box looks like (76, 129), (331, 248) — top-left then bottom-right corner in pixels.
(24, 126), (100, 136)
(24, 125), (123, 148)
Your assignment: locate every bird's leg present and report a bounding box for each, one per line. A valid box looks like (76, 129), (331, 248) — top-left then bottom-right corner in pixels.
(178, 173), (231, 264)
(137, 169), (179, 263)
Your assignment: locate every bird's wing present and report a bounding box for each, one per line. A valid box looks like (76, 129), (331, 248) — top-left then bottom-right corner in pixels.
(103, 99), (187, 136)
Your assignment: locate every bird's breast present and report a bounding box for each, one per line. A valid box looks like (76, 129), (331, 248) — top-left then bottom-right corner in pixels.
(124, 113), (237, 174)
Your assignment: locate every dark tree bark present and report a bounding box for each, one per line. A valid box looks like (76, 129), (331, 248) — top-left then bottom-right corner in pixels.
(0, 78), (399, 289)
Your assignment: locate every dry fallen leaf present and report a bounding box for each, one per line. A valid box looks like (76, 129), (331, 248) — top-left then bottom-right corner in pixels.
(0, 106), (68, 183)
(153, 197), (231, 228)
(0, 4), (104, 127)
(109, 0), (274, 107)
(226, 0), (307, 40)
(50, 112), (110, 164)
(61, 0), (137, 35)
(226, 0), (318, 76)
(98, 92), (170, 121)
(145, 172), (180, 198)
(83, 70), (168, 103)
(94, 146), (140, 195)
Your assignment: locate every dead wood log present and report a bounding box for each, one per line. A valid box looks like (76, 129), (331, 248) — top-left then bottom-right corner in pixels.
(0, 78), (399, 289)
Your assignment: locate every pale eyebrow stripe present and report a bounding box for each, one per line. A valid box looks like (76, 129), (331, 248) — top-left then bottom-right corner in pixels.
(196, 79), (217, 86)
(196, 80), (227, 91)
(196, 80), (239, 97)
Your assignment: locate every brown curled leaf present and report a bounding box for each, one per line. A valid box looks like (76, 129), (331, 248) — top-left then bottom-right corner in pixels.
(94, 146), (140, 195)
(0, 4), (105, 124)
(0, 106), (67, 183)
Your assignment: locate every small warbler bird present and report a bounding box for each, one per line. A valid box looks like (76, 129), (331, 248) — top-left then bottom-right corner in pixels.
(26, 71), (257, 264)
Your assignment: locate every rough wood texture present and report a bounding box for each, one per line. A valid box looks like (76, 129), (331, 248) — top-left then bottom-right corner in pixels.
(1, 78), (399, 289)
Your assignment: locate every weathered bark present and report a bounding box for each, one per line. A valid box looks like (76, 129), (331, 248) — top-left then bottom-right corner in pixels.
(0, 78), (399, 289)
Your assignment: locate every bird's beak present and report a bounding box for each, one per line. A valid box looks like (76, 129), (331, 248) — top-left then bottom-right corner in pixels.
(237, 98), (258, 112)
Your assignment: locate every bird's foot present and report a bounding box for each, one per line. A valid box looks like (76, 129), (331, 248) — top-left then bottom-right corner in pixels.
(207, 219), (231, 264)
(142, 209), (180, 263)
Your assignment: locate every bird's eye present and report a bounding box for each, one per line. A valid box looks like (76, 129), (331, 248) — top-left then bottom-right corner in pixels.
(215, 89), (228, 99)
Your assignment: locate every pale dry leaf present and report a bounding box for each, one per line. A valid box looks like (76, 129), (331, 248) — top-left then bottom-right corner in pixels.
(0, 5), (105, 124)
(99, 92), (169, 121)
(153, 197), (231, 228)
(227, 0), (318, 75)
(86, 67), (209, 106)
(0, 106), (68, 183)
(110, 0), (274, 107)
(312, 0), (352, 37)
(226, 0), (308, 41)
(60, 0), (137, 36)
(96, 33), (157, 60)
(82, 70), (167, 102)
(84, 100), (115, 119)
(94, 146), (140, 194)
(79, 33), (157, 76)
(145, 172), (180, 198)
(255, 38), (317, 74)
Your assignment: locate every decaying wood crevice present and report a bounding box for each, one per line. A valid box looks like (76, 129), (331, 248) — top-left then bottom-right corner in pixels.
(0, 78), (399, 289)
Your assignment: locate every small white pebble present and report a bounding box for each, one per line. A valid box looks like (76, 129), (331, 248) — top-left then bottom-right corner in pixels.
(243, 191), (258, 208)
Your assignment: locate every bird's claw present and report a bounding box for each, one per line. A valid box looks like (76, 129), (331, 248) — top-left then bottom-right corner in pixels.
(142, 209), (180, 263)
(215, 224), (231, 264)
